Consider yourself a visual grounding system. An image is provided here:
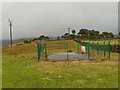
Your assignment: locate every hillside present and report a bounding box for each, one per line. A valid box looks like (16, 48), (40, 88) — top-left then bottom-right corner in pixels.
(2, 40), (118, 88)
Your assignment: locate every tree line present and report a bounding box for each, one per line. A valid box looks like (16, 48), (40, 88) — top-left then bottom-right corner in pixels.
(33, 35), (50, 41)
(24, 28), (116, 44)
(24, 35), (50, 44)
(60, 28), (115, 40)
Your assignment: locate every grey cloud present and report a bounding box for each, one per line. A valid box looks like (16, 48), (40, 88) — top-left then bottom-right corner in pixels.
(2, 2), (118, 40)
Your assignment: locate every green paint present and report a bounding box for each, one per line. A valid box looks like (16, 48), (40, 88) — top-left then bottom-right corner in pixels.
(88, 42), (90, 60)
(44, 43), (47, 61)
(36, 43), (40, 62)
(85, 43), (88, 53)
(108, 41), (110, 59)
(36, 42), (39, 45)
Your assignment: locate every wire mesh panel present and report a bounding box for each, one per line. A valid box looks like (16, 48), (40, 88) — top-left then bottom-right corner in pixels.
(45, 40), (91, 61)
(46, 41), (78, 60)
(74, 40), (111, 60)
(89, 41), (110, 59)
(36, 40), (111, 61)
(89, 41), (97, 57)
(99, 42), (104, 58)
(105, 41), (110, 59)
(47, 42), (67, 55)
(36, 42), (46, 61)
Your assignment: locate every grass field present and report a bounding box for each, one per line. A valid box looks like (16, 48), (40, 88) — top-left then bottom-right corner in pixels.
(0, 50), (2, 89)
(2, 40), (118, 88)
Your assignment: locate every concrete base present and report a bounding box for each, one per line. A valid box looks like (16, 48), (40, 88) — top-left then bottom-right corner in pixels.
(47, 52), (95, 61)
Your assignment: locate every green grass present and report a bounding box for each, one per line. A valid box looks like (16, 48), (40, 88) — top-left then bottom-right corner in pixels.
(0, 48), (2, 89)
(2, 40), (118, 88)
(0, 58), (1, 89)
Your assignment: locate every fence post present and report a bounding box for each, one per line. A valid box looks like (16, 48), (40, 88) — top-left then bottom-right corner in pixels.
(44, 43), (47, 61)
(67, 43), (69, 61)
(108, 41), (110, 59)
(97, 41), (99, 55)
(85, 43), (87, 53)
(88, 42), (90, 60)
(104, 41), (106, 58)
(36, 42), (40, 62)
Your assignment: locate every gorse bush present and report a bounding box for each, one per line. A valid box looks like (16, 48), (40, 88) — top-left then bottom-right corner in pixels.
(24, 40), (32, 44)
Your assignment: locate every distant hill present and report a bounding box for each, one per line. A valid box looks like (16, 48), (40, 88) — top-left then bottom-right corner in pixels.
(2, 40), (23, 47)
(49, 36), (57, 40)
(1, 38), (34, 47)
(1, 37), (57, 47)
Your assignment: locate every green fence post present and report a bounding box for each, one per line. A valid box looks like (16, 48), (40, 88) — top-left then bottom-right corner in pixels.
(108, 41), (110, 59)
(89, 41), (90, 45)
(86, 42), (89, 53)
(97, 41), (99, 55)
(88, 42), (90, 60)
(104, 41), (106, 58)
(36, 42), (40, 62)
(44, 43), (47, 61)
(85, 44), (87, 53)
(67, 43), (69, 61)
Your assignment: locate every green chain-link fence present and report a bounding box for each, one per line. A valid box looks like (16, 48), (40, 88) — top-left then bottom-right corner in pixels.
(36, 40), (111, 61)
(36, 41), (78, 61)
(75, 40), (111, 60)
(36, 42), (47, 62)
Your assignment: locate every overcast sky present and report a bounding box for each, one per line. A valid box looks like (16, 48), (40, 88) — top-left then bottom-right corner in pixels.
(2, 2), (118, 40)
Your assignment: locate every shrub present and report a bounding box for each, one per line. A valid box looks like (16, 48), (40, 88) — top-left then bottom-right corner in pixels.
(24, 40), (32, 44)
(68, 50), (72, 52)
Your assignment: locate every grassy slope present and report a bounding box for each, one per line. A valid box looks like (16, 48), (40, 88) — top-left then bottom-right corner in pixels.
(2, 40), (118, 88)
(0, 50), (1, 89)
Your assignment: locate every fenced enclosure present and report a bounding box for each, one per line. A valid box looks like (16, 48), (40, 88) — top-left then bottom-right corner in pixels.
(36, 40), (111, 62)
(75, 40), (111, 60)
(36, 41), (79, 61)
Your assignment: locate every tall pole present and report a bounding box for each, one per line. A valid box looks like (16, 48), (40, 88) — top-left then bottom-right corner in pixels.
(9, 19), (12, 48)
(68, 28), (70, 34)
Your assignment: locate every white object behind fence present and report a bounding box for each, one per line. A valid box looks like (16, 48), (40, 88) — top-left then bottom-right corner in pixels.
(81, 46), (85, 53)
